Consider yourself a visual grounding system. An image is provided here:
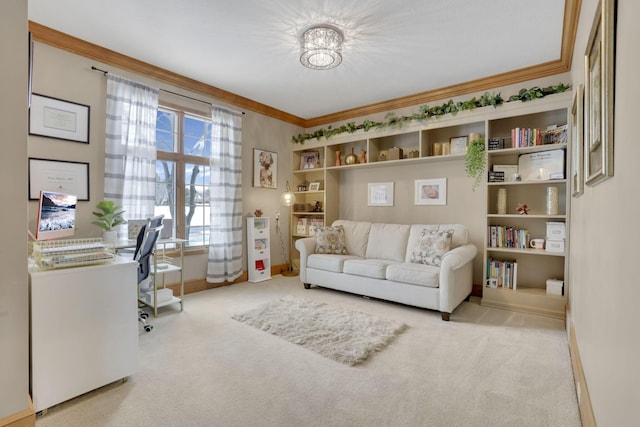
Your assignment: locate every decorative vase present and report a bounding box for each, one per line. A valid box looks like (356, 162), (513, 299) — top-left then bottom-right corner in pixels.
(497, 188), (507, 214)
(345, 147), (358, 165)
(335, 150), (342, 166)
(546, 186), (559, 215)
(103, 230), (117, 242)
(360, 149), (367, 164)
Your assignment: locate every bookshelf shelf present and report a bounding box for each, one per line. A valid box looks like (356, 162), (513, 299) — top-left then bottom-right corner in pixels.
(482, 96), (570, 319)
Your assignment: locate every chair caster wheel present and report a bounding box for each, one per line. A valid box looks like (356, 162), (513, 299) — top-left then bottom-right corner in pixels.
(144, 325), (153, 332)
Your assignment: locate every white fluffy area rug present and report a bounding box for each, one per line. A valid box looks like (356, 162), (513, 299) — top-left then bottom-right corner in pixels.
(232, 296), (408, 366)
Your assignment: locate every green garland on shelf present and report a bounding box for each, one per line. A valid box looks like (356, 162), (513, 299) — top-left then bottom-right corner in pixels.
(291, 83), (571, 144)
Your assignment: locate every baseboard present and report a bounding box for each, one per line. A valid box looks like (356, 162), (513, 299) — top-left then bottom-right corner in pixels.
(569, 324), (596, 427)
(0, 397), (35, 427)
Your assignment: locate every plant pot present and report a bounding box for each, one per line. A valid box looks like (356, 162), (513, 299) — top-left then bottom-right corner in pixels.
(103, 230), (117, 242)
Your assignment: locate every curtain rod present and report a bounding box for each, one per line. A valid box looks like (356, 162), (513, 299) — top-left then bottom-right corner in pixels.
(91, 66), (245, 114)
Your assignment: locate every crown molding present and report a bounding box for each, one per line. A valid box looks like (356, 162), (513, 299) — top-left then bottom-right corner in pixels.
(29, 0), (580, 129)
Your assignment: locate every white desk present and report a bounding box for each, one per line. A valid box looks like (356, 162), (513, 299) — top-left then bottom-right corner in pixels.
(29, 256), (138, 413)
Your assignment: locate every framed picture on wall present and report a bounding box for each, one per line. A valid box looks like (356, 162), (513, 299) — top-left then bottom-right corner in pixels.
(414, 178), (447, 206)
(367, 182), (394, 207)
(253, 149), (277, 189)
(584, 0), (615, 186)
(29, 94), (90, 144)
(571, 84), (584, 197)
(28, 157), (90, 200)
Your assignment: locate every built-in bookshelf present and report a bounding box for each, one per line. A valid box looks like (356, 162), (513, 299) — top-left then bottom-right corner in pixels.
(482, 94), (571, 319)
(290, 92), (572, 319)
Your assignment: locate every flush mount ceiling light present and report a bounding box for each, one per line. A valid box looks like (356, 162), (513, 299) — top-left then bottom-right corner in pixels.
(300, 24), (344, 70)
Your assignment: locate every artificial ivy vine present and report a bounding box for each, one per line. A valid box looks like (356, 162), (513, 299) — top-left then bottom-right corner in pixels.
(291, 83), (571, 144)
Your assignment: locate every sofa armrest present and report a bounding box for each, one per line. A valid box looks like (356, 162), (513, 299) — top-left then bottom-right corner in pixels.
(441, 244), (477, 271)
(294, 237), (316, 283)
(439, 244), (477, 314)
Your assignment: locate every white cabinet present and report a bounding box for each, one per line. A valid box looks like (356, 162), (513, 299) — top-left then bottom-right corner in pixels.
(29, 257), (138, 413)
(247, 217), (271, 282)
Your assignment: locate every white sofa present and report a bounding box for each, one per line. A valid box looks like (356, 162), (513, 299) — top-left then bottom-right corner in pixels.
(295, 220), (477, 321)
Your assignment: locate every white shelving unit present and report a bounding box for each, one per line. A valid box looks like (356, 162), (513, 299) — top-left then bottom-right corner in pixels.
(247, 217), (271, 282)
(482, 97), (570, 319)
(139, 238), (185, 316)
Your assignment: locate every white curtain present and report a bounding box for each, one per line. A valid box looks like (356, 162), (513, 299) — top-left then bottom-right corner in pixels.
(104, 74), (159, 225)
(207, 106), (243, 283)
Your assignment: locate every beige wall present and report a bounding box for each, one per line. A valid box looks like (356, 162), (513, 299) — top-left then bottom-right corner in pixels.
(568, 0), (640, 425)
(0, 0), (29, 419)
(29, 43), (301, 277)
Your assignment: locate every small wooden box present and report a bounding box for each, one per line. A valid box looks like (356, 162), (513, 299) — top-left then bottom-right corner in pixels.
(388, 147), (403, 160)
(407, 150), (420, 159)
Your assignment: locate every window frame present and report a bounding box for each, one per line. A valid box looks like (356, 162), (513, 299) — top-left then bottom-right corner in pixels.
(156, 102), (212, 253)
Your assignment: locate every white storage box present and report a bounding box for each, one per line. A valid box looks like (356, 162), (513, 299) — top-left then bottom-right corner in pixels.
(546, 279), (564, 295)
(545, 239), (565, 253)
(144, 288), (173, 304)
(546, 221), (566, 239)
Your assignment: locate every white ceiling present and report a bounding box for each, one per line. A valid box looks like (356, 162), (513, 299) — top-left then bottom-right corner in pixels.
(28, 0), (567, 120)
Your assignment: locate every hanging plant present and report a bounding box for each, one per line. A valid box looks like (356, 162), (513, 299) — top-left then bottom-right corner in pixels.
(464, 139), (487, 191)
(291, 83), (570, 144)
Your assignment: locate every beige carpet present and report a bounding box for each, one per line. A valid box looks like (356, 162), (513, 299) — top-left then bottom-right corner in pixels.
(35, 276), (581, 427)
(232, 296), (407, 365)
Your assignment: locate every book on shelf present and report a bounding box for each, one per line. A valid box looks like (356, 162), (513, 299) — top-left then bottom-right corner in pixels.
(486, 258), (518, 290)
(488, 225), (530, 249)
(307, 218), (324, 235)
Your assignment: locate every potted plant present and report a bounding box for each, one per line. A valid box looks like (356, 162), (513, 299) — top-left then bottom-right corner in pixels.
(92, 200), (127, 241)
(464, 138), (487, 190)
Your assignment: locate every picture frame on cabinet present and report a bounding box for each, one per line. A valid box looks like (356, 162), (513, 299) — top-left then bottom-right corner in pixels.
(368, 182), (394, 207)
(300, 151), (320, 170)
(253, 148), (277, 189)
(584, 0), (615, 187)
(29, 94), (90, 144)
(449, 136), (468, 155)
(308, 182), (321, 191)
(414, 178), (447, 206)
(571, 84), (584, 197)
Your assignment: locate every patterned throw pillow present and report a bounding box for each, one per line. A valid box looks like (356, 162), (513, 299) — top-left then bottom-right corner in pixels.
(314, 225), (348, 255)
(410, 229), (454, 266)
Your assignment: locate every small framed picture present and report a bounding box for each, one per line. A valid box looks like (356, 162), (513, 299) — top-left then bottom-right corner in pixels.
(308, 182), (321, 191)
(449, 136), (468, 155)
(253, 149), (277, 189)
(368, 182), (394, 207)
(415, 178), (447, 206)
(300, 151), (320, 170)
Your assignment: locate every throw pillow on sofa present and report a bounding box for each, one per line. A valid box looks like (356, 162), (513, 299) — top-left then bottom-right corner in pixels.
(410, 228), (454, 266)
(314, 225), (348, 255)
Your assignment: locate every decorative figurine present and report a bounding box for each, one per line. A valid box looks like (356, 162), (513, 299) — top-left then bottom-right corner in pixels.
(335, 150), (342, 166)
(516, 203), (529, 215)
(254, 209), (263, 217)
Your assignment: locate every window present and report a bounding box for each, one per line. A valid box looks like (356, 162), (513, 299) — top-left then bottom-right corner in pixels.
(155, 106), (212, 248)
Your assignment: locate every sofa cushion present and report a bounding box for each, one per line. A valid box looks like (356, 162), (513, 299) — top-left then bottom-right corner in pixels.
(386, 263), (440, 288)
(314, 225), (348, 254)
(308, 254), (360, 273)
(365, 223), (410, 262)
(343, 258), (395, 279)
(409, 228), (454, 267)
(332, 220), (371, 258)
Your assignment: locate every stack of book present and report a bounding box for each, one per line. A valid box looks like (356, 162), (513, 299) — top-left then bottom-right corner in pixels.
(488, 225), (530, 249)
(486, 258), (518, 290)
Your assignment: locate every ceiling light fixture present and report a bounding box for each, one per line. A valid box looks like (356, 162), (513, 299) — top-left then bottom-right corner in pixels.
(300, 24), (344, 70)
